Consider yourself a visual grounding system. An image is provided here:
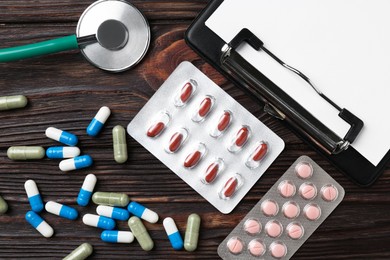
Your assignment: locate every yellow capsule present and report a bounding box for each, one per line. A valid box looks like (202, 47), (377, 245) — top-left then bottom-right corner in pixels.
(112, 125), (128, 164)
(0, 95), (28, 111)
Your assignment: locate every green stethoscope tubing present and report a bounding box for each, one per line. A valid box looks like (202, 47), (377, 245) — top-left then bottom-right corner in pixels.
(0, 35), (79, 62)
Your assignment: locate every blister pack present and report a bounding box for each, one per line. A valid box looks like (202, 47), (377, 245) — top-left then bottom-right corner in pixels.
(218, 155), (345, 259)
(127, 61), (284, 214)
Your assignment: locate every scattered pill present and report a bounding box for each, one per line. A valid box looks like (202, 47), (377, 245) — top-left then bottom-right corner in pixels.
(228, 126), (250, 153)
(166, 128), (188, 153)
(321, 184), (338, 202)
(246, 141), (268, 169)
(299, 183), (317, 200)
(278, 180), (296, 198)
(146, 111), (170, 138)
(82, 214), (116, 230)
(202, 159), (224, 184)
(46, 146), (80, 159)
(63, 243), (93, 260)
(0, 95), (28, 110)
(45, 201), (78, 220)
(174, 81), (197, 107)
(286, 222), (304, 240)
(219, 174), (242, 200)
(295, 162), (313, 179)
(92, 192), (129, 207)
(96, 205), (130, 221)
(163, 217), (184, 250)
(24, 180), (44, 213)
(282, 201), (300, 219)
(101, 230), (134, 244)
(192, 96), (215, 122)
(270, 241), (287, 259)
(184, 213), (201, 252)
(25, 211), (54, 238)
(265, 220), (283, 238)
(184, 143), (206, 168)
(7, 146), (45, 160)
(128, 216), (154, 251)
(210, 110), (232, 138)
(227, 237), (244, 255)
(77, 174), (97, 207)
(244, 219), (261, 235)
(87, 106), (111, 137)
(248, 239), (265, 257)
(127, 201), (159, 223)
(45, 127), (78, 146)
(112, 125), (128, 164)
(261, 199), (279, 217)
(0, 196), (8, 214)
(304, 203), (321, 221)
(59, 155), (93, 172)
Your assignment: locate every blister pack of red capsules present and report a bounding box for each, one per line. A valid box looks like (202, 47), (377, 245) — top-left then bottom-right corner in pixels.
(127, 61), (284, 214)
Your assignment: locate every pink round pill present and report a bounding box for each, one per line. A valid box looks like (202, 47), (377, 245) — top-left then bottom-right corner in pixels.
(244, 218), (261, 235)
(287, 222), (304, 239)
(282, 201), (300, 219)
(248, 239), (265, 257)
(261, 200), (279, 217)
(270, 241), (287, 259)
(295, 162), (313, 179)
(321, 184), (338, 202)
(299, 183), (317, 200)
(278, 180), (296, 198)
(227, 237), (244, 255)
(304, 203), (321, 221)
(265, 220), (282, 238)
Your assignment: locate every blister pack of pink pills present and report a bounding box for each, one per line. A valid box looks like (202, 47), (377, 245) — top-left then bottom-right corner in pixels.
(127, 61), (284, 214)
(218, 156), (345, 259)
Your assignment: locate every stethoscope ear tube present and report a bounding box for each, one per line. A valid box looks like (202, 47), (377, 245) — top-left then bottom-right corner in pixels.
(0, 35), (79, 62)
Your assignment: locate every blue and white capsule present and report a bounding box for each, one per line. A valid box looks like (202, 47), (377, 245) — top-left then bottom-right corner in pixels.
(24, 180), (44, 213)
(101, 230), (134, 243)
(127, 201), (159, 224)
(77, 174), (97, 206)
(97, 205), (130, 221)
(86, 106), (111, 137)
(25, 211), (54, 238)
(46, 146), (80, 159)
(163, 217), (184, 250)
(59, 155), (93, 172)
(45, 201), (78, 220)
(45, 127), (78, 146)
(82, 214), (116, 230)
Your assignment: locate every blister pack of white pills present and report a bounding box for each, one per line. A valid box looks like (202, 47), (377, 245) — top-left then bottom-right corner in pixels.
(218, 156), (345, 259)
(127, 61), (284, 214)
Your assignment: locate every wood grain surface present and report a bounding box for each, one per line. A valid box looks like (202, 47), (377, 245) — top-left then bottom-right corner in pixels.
(0, 0), (389, 259)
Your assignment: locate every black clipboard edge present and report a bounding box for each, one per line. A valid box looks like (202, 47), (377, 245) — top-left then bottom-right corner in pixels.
(185, 0), (390, 186)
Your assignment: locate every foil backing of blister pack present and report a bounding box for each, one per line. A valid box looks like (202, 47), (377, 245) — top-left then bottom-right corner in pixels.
(218, 155), (345, 259)
(127, 61), (285, 214)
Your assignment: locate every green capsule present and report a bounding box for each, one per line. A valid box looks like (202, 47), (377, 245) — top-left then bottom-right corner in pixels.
(184, 213), (201, 251)
(7, 146), (45, 160)
(0, 196), (8, 214)
(92, 192), (129, 207)
(128, 216), (154, 251)
(112, 125), (128, 164)
(0, 95), (28, 111)
(63, 243), (93, 260)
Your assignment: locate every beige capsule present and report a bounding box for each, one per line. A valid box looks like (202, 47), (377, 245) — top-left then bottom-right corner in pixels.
(0, 95), (28, 111)
(7, 146), (45, 160)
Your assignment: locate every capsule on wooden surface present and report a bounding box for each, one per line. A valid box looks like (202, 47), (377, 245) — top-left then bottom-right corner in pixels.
(7, 146), (45, 160)
(0, 95), (27, 110)
(128, 216), (154, 251)
(112, 125), (128, 164)
(184, 213), (201, 252)
(63, 243), (93, 260)
(92, 192), (129, 207)
(0, 196), (8, 214)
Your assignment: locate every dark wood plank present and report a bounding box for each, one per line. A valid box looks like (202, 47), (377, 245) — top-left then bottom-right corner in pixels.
(0, 1), (390, 259)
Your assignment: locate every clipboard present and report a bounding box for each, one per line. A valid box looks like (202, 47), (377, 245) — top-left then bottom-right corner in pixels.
(185, 0), (390, 186)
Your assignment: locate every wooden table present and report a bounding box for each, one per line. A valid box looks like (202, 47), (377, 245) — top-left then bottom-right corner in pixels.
(0, 0), (389, 259)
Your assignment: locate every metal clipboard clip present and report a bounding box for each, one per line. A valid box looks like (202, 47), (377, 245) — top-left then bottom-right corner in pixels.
(220, 29), (363, 155)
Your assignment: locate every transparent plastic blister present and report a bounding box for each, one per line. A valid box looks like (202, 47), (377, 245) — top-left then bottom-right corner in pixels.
(127, 61), (285, 214)
(218, 156), (345, 259)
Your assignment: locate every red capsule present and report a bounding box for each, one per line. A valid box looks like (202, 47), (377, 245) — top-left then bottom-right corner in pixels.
(184, 151), (201, 168)
(204, 163), (219, 183)
(169, 132), (183, 152)
(235, 127), (249, 146)
(198, 97), (212, 117)
(147, 122), (165, 137)
(180, 83), (193, 103)
(252, 142), (268, 161)
(223, 177), (238, 198)
(218, 112), (231, 131)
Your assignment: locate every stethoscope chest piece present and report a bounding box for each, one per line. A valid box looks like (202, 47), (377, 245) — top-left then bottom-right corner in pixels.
(77, 0), (150, 72)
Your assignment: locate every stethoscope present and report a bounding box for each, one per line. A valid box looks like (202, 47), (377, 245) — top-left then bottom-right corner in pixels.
(0, 0), (150, 72)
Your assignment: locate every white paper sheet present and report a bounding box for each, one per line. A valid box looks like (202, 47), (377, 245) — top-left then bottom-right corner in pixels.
(206, 0), (390, 166)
